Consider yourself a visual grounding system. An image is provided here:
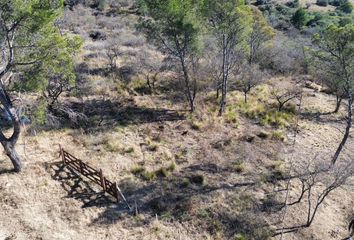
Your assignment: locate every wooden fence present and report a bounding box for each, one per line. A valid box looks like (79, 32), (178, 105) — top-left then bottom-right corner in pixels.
(59, 145), (131, 209)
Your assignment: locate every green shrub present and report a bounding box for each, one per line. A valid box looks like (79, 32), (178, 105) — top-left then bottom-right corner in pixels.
(141, 170), (156, 181)
(147, 141), (158, 151)
(236, 99), (294, 128)
(181, 177), (191, 187)
(187, 114), (204, 130)
(129, 77), (151, 95)
(32, 99), (48, 126)
(131, 166), (156, 181)
(167, 162), (176, 171)
(234, 233), (247, 240)
(237, 101), (266, 119)
(271, 131), (286, 141)
(291, 8), (308, 29)
(224, 107), (238, 125)
(124, 147), (135, 153)
(131, 166), (145, 175)
(339, 17), (353, 26)
(155, 162), (176, 178)
(260, 110), (293, 128)
(156, 167), (170, 177)
(190, 121), (203, 130)
(317, 0), (329, 6)
(267, 160), (285, 181)
(233, 160), (245, 173)
(329, 0), (341, 6)
(338, 0), (353, 13)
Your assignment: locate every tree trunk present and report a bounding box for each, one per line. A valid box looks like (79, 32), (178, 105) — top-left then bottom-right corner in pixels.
(219, 75), (227, 116)
(0, 85), (22, 172)
(244, 92), (248, 103)
(180, 57), (195, 112)
(332, 95), (353, 165)
(218, 35), (228, 116)
(278, 102), (284, 111)
(334, 95), (342, 113)
(1, 141), (21, 172)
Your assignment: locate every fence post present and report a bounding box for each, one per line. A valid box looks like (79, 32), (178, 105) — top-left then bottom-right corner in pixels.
(114, 182), (119, 202)
(60, 145), (65, 164)
(100, 169), (106, 191)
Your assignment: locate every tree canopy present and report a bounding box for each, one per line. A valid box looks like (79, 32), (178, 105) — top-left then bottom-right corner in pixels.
(0, 0), (82, 171)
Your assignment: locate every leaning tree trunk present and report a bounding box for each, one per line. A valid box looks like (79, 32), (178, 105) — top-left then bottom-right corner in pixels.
(0, 86), (22, 172)
(1, 141), (21, 171)
(332, 94), (353, 165)
(333, 95), (342, 113)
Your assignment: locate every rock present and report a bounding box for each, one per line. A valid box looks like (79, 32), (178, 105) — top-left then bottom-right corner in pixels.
(304, 81), (322, 92)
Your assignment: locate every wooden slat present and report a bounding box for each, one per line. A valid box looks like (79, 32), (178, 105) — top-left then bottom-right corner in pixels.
(61, 149), (130, 209)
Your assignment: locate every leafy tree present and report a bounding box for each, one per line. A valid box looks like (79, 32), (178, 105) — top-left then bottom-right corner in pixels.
(291, 8), (307, 29)
(202, 0), (252, 115)
(247, 7), (275, 65)
(338, 0), (354, 13)
(23, 33), (82, 112)
(0, 0), (80, 171)
(137, 0), (203, 112)
(316, 0), (329, 7)
(310, 24), (354, 165)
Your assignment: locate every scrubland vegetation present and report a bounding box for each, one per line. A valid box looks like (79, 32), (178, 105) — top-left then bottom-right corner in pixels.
(0, 0), (353, 239)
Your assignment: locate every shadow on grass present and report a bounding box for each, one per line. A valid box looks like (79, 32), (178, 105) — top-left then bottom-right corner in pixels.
(62, 98), (186, 132)
(88, 163), (272, 238)
(47, 162), (127, 209)
(0, 168), (16, 175)
(47, 160), (274, 238)
(300, 110), (345, 124)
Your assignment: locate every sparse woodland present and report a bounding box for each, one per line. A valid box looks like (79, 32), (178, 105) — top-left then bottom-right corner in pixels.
(0, 0), (353, 239)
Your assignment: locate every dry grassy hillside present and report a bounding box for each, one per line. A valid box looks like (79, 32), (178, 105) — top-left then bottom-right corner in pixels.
(1, 78), (353, 240)
(0, 1), (354, 240)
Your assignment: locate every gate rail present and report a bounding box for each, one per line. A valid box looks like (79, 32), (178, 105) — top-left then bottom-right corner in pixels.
(59, 145), (131, 209)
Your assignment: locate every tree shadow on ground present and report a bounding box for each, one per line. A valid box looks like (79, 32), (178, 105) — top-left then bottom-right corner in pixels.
(47, 162), (129, 209)
(88, 162), (273, 238)
(300, 110), (346, 125)
(0, 168), (16, 175)
(65, 98), (186, 132)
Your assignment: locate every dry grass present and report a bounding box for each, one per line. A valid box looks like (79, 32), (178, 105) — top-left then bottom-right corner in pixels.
(1, 76), (354, 240)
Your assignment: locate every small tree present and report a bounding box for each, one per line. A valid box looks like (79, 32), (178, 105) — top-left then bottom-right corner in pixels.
(338, 0), (353, 13)
(310, 24), (354, 165)
(0, 0), (78, 171)
(247, 7), (275, 65)
(24, 35), (82, 112)
(137, 0), (203, 112)
(270, 85), (302, 111)
(277, 157), (354, 235)
(202, 0), (252, 115)
(291, 8), (307, 29)
(138, 49), (166, 94)
(106, 47), (120, 73)
(236, 64), (264, 103)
